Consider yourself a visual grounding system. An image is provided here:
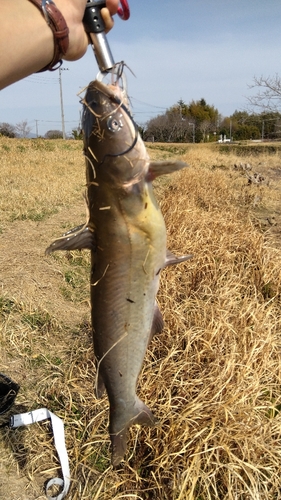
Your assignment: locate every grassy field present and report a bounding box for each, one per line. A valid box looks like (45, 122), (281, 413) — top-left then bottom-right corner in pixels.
(0, 137), (280, 499)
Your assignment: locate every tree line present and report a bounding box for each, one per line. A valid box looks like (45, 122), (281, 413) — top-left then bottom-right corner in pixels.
(2, 75), (281, 143)
(142, 75), (281, 143)
(0, 121), (82, 140)
(142, 100), (281, 143)
(1, 109), (281, 143)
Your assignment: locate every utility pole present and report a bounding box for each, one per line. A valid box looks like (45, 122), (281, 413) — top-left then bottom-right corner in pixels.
(59, 67), (68, 139)
(35, 120), (39, 137)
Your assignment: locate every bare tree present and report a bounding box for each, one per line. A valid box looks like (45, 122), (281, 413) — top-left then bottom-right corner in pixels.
(247, 74), (281, 111)
(145, 111), (192, 143)
(15, 120), (32, 138)
(199, 120), (213, 142)
(45, 129), (63, 139)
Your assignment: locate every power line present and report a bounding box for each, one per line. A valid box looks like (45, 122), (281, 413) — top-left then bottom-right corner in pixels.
(32, 119), (78, 123)
(26, 76), (59, 85)
(132, 111), (164, 114)
(129, 96), (167, 110)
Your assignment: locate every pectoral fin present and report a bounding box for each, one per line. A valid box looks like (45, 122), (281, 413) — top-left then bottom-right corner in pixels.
(45, 224), (95, 254)
(146, 160), (188, 181)
(164, 249), (193, 267)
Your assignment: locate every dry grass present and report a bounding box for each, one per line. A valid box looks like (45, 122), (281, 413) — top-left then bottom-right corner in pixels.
(0, 138), (85, 225)
(0, 137), (281, 499)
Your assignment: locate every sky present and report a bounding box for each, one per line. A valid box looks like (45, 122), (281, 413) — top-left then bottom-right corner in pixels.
(1, 0), (281, 137)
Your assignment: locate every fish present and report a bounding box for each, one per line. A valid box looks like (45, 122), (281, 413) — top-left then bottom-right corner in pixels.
(46, 78), (192, 466)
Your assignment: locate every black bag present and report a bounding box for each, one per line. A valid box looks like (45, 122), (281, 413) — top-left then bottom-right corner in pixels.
(0, 373), (19, 415)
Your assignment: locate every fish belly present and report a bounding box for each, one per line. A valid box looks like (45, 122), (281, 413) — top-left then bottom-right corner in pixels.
(90, 188), (166, 464)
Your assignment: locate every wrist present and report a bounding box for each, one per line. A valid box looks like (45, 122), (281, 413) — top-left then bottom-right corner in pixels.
(0, 0), (55, 88)
(54, 0), (89, 61)
(28, 0), (70, 71)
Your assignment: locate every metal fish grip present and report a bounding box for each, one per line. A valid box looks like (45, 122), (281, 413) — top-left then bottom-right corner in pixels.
(96, 61), (128, 98)
(83, 0), (130, 74)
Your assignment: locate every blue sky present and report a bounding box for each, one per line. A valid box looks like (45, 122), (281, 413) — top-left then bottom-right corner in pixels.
(1, 0), (281, 136)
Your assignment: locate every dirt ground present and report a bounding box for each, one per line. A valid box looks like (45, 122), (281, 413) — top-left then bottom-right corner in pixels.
(0, 201), (88, 329)
(0, 201), (89, 500)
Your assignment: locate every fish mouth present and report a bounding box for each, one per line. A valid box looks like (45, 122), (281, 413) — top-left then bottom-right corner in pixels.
(82, 79), (139, 163)
(87, 79), (132, 119)
(92, 80), (125, 103)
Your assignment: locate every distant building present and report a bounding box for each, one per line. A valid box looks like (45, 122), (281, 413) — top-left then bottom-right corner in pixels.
(217, 134), (231, 143)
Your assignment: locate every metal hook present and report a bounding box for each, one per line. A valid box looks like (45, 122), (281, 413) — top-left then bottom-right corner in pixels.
(117, 0), (130, 20)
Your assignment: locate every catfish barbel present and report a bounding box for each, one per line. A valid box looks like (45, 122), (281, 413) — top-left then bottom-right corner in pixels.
(46, 79), (192, 466)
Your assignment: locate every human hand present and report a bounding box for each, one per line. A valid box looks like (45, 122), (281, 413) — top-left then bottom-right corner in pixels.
(0, 0), (120, 89)
(56, 0), (119, 62)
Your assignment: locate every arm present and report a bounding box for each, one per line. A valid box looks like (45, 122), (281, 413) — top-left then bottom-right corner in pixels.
(0, 0), (119, 90)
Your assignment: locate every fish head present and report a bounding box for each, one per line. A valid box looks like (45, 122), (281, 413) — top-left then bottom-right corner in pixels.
(82, 80), (147, 186)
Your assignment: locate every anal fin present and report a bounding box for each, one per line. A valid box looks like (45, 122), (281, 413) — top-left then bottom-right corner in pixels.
(149, 303), (164, 342)
(95, 371), (106, 399)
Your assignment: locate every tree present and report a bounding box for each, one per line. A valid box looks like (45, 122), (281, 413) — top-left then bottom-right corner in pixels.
(234, 124), (260, 140)
(0, 122), (16, 138)
(15, 120), (31, 138)
(145, 98), (219, 143)
(199, 120), (213, 142)
(186, 99), (218, 142)
(145, 114), (172, 142)
(247, 74), (281, 112)
(71, 128), (83, 140)
(144, 110), (191, 143)
(219, 109), (281, 141)
(45, 130), (63, 139)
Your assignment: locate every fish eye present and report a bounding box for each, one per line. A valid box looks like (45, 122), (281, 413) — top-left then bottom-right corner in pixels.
(107, 116), (122, 132)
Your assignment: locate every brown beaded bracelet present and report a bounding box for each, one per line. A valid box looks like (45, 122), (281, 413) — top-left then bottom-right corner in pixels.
(28, 0), (69, 71)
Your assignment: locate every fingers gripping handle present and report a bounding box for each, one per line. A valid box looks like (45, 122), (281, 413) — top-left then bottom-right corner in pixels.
(83, 0), (115, 73)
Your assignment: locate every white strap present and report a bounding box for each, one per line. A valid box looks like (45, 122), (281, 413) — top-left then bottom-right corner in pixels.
(10, 408), (70, 500)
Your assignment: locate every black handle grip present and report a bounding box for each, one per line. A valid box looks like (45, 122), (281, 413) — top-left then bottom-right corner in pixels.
(83, 1), (106, 34)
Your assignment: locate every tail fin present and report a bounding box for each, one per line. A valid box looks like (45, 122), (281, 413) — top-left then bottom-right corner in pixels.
(110, 397), (157, 467)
